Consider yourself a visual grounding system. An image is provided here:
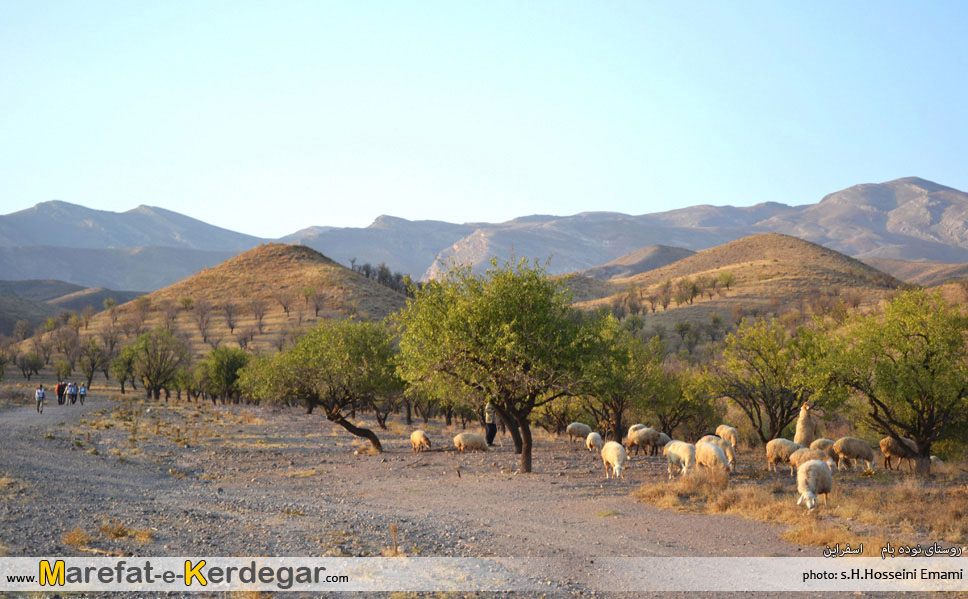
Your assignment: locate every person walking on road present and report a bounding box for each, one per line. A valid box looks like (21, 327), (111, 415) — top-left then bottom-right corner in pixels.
(35, 384), (46, 413)
(79, 383), (87, 405)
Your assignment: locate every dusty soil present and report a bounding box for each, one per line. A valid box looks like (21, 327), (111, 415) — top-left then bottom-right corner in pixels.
(0, 394), (929, 598)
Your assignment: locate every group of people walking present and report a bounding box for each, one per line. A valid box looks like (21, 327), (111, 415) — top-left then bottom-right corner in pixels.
(34, 381), (87, 413)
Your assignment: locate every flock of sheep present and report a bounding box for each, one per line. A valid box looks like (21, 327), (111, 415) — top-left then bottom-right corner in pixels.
(406, 402), (942, 511)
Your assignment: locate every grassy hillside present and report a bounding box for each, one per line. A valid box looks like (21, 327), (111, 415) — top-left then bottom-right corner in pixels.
(575, 244), (695, 280)
(0, 295), (60, 336)
(76, 243), (407, 358)
(47, 287), (144, 313)
(567, 233), (903, 333)
(0, 280), (85, 301)
(863, 257), (968, 287)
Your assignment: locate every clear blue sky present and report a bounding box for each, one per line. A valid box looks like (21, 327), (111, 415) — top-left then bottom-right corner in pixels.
(2, 1), (967, 238)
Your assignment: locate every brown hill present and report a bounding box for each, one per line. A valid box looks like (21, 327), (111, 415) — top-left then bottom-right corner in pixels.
(79, 243), (407, 358)
(862, 257), (968, 287)
(568, 233), (903, 330)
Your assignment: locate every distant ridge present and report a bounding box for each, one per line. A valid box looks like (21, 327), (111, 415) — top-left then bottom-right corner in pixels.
(576, 245), (696, 280)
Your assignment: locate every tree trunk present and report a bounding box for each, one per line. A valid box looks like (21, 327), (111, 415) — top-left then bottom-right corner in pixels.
(445, 408), (453, 426)
(495, 405), (522, 453)
(404, 400), (412, 426)
(610, 408), (624, 443)
(518, 415), (533, 473)
(914, 454), (931, 477)
(330, 414), (383, 453)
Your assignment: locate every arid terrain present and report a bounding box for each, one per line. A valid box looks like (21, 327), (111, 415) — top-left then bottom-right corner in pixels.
(2, 390), (964, 598)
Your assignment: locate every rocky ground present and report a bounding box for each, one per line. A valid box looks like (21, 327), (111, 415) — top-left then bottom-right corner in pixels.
(0, 394), (951, 598)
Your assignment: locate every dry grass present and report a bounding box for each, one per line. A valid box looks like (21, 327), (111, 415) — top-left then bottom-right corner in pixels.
(98, 520), (131, 539)
(62, 527), (93, 548)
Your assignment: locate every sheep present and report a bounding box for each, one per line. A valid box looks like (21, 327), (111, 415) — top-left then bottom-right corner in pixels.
(698, 435), (735, 470)
(788, 447), (835, 475)
(695, 441), (730, 473)
(625, 426), (660, 457)
(879, 436), (917, 471)
(453, 432), (488, 453)
(656, 432), (672, 448)
(627, 423), (646, 438)
(809, 438), (837, 464)
(601, 441), (627, 479)
(765, 438), (803, 473)
(715, 424), (740, 451)
(566, 422), (592, 443)
(931, 455), (944, 471)
(796, 459), (833, 510)
(410, 430), (431, 453)
(586, 432), (604, 452)
(832, 437), (875, 471)
(794, 402), (821, 446)
(663, 440), (696, 479)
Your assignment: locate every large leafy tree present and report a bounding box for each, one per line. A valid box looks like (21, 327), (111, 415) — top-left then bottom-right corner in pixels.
(713, 318), (832, 444)
(239, 319), (400, 452)
(397, 259), (586, 473)
(829, 289), (968, 475)
(581, 314), (666, 441)
(198, 346), (250, 404)
(131, 328), (190, 399)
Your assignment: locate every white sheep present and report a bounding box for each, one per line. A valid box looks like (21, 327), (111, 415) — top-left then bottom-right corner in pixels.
(663, 440), (696, 479)
(809, 438), (837, 464)
(793, 402), (821, 446)
(586, 432), (604, 452)
(453, 432), (488, 453)
(879, 436), (917, 471)
(715, 424), (740, 451)
(410, 430), (431, 453)
(788, 447), (835, 475)
(695, 441), (730, 473)
(566, 422), (592, 443)
(698, 434), (735, 470)
(765, 438), (803, 473)
(832, 437), (875, 471)
(931, 455), (944, 471)
(656, 432), (672, 448)
(625, 426), (660, 457)
(627, 423), (646, 439)
(796, 459), (833, 510)
(601, 441), (627, 479)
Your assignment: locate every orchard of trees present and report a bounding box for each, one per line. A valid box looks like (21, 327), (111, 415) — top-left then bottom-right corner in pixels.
(2, 261), (966, 477)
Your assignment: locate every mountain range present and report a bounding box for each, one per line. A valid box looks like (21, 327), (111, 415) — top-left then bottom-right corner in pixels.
(3, 177), (968, 291)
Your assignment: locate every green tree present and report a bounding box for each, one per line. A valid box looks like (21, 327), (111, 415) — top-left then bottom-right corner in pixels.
(16, 352), (44, 380)
(55, 359), (72, 381)
(198, 346), (250, 403)
(131, 328), (190, 399)
(111, 346), (137, 394)
(649, 368), (719, 439)
(828, 290), (968, 475)
(77, 338), (106, 387)
(239, 319), (400, 452)
(582, 314), (666, 442)
(718, 271), (736, 291)
(713, 318), (831, 444)
(397, 259), (585, 473)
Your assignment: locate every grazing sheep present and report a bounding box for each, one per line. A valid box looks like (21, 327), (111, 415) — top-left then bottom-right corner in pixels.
(626, 426), (661, 457)
(410, 430), (431, 453)
(832, 437), (875, 471)
(879, 436), (917, 471)
(809, 438), (838, 467)
(789, 447), (835, 475)
(796, 459), (833, 510)
(601, 441), (627, 479)
(794, 402), (821, 446)
(695, 441), (730, 473)
(715, 424), (740, 451)
(765, 438), (803, 473)
(663, 440), (696, 479)
(656, 432), (672, 448)
(453, 432), (488, 453)
(698, 435), (735, 470)
(586, 432), (604, 452)
(566, 422), (592, 443)
(931, 455), (944, 471)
